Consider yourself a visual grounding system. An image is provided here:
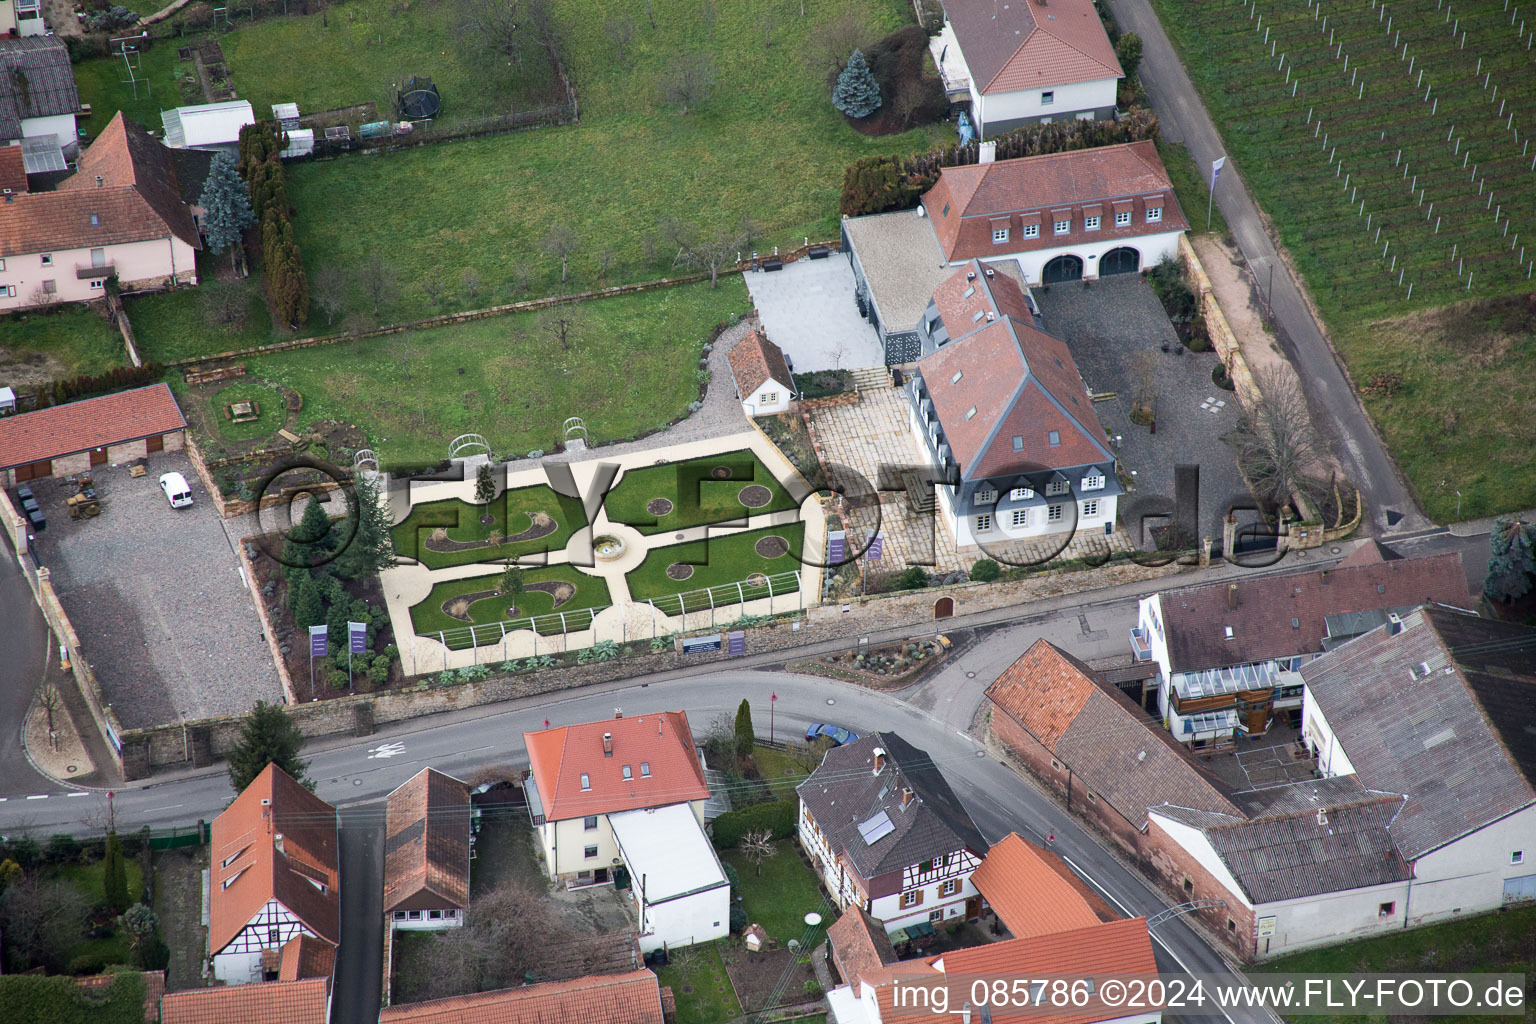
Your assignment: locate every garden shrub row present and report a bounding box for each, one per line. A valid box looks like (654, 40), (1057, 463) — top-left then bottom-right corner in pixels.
(0, 971), (148, 1024)
(36, 362), (166, 408)
(239, 123), (309, 327)
(710, 799), (797, 849)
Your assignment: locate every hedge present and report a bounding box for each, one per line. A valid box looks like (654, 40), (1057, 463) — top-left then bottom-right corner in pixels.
(0, 970), (147, 1024)
(710, 800), (797, 849)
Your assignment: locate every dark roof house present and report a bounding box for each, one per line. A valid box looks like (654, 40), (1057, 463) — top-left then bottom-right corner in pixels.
(0, 37), (81, 142)
(797, 732), (987, 881)
(384, 767), (471, 917)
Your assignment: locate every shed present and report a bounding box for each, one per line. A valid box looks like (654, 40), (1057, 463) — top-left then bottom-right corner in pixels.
(161, 100), (255, 153)
(0, 387), (15, 416)
(608, 803), (730, 953)
(0, 383), (186, 487)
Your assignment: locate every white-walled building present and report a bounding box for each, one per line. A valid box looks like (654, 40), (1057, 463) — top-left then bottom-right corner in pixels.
(0, 38), (80, 151)
(928, 0), (1122, 138)
(209, 764), (339, 985)
(1132, 543), (1473, 745)
(161, 99), (255, 156)
(727, 328), (796, 417)
(384, 767), (471, 931)
(903, 261), (1119, 561)
(798, 733), (987, 935)
(609, 803), (730, 953)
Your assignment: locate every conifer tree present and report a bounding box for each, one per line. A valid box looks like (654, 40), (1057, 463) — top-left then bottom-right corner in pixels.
(200, 152), (254, 261)
(1485, 517), (1536, 602)
(228, 701), (312, 792)
(833, 49), (881, 119)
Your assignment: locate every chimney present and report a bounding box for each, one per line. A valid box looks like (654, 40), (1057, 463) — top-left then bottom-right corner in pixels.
(1388, 612), (1403, 635)
(872, 747), (885, 773)
(1227, 583), (1239, 610)
(95, 175), (103, 188)
(901, 787), (914, 810)
(966, 270), (976, 281)
(979, 139), (997, 165)
(984, 267), (995, 278)
(274, 832), (285, 856)
(614, 708), (623, 719)
(260, 797), (272, 832)
(1320, 570), (1330, 586)
(602, 732), (613, 757)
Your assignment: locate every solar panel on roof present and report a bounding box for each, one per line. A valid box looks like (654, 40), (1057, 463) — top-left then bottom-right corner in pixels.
(857, 810), (894, 845)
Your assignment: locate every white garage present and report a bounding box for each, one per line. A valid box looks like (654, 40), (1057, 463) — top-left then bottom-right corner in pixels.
(609, 803), (731, 953)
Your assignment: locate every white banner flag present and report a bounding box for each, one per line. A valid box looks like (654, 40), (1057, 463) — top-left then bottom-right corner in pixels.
(1211, 156), (1227, 188)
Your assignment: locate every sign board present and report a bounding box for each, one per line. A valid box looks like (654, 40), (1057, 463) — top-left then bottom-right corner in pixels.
(1257, 915), (1277, 937)
(348, 620), (368, 655)
(828, 530), (846, 564)
(682, 633), (723, 654)
(727, 631), (746, 656)
(309, 625), (328, 658)
(866, 530), (884, 561)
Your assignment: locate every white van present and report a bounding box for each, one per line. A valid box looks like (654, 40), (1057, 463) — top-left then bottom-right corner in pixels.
(159, 472), (194, 509)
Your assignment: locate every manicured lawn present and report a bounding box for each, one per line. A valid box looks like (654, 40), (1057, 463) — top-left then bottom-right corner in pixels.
(1148, 0), (1536, 520)
(656, 942), (741, 1024)
(1157, 139), (1229, 239)
(207, 380), (284, 441)
(626, 523), (806, 607)
(408, 564), (612, 643)
(0, 304), (127, 381)
(604, 449), (801, 535)
(724, 840), (828, 946)
(58, 859), (145, 907)
(127, 273), (278, 363)
(73, 41), (194, 138)
(392, 485), (588, 569)
(218, 0), (561, 130)
(240, 279), (748, 468)
(752, 744), (813, 797)
(278, 0), (949, 321)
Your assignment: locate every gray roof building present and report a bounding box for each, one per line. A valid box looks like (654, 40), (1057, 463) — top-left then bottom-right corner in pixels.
(797, 732), (986, 881)
(0, 37), (81, 141)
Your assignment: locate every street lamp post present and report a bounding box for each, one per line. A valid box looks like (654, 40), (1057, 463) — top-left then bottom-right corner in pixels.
(770, 692), (777, 743)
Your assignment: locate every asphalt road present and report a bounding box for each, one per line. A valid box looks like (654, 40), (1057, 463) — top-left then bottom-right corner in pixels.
(335, 803), (384, 1024)
(0, 538), (58, 795)
(1105, 0), (1430, 536)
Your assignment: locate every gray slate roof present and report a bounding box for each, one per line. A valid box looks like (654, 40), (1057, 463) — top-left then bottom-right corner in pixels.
(0, 38), (81, 141)
(842, 210), (952, 333)
(1300, 607), (1536, 860)
(797, 732), (986, 880)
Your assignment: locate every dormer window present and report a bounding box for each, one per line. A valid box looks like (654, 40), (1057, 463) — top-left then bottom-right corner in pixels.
(1082, 473), (1104, 490)
(1010, 487), (1033, 500)
(965, 406), (977, 420)
(1022, 223), (1039, 238)
(1115, 210), (1132, 227)
(1047, 430), (1060, 446)
(1046, 480), (1069, 496)
(1054, 219), (1070, 235)
(580, 773), (591, 791)
(1147, 207), (1163, 223)
(992, 227), (1009, 244)
(622, 765), (633, 780)
(974, 488), (996, 506)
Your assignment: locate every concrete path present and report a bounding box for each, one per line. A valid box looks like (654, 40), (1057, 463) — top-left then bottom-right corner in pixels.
(1106, 0), (1430, 535)
(745, 257), (884, 372)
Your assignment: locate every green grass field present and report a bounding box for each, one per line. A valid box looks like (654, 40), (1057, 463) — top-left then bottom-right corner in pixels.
(408, 564), (611, 643)
(723, 840), (828, 946)
(73, 41), (195, 138)
(128, 274), (279, 362)
(1157, 139), (1230, 240)
(276, 0), (946, 321)
(0, 305), (127, 382)
(627, 522), (806, 606)
(237, 279), (746, 468)
(1150, 0), (1536, 520)
(656, 943), (740, 1024)
(604, 449), (801, 535)
(207, 380), (284, 440)
(392, 485), (587, 569)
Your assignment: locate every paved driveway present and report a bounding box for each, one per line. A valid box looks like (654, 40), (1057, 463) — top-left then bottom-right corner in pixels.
(1033, 275), (1251, 544)
(28, 453), (283, 729)
(744, 256), (884, 371)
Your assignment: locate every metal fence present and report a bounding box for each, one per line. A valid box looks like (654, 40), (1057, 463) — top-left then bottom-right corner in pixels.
(430, 569), (804, 653)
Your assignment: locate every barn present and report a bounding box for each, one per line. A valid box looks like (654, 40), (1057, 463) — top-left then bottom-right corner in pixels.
(0, 383), (186, 488)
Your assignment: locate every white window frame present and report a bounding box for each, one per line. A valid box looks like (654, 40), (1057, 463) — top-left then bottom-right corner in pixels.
(584, 845), (599, 859)
(992, 227), (1009, 244)
(579, 773), (590, 791)
(974, 513), (993, 533)
(941, 879), (960, 897)
(1513, 850), (1526, 865)
(583, 815), (598, 831)
(1082, 499), (1099, 517)
(1010, 508), (1030, 528)
(1054, 219), (1071, 235)
(1046, 480), (1069, 496)
(760, 391), (777, 404)
(974, 488), (996, 506)
(1, 286), (13, 298)
(1022, 223), (1040, 239)
(1115, 210), (1132, 227)
(1048, 505), (1064, 522)
(1010, 487), (1033, 500)
(1040, 90), (1055, 106)
(1082, 473), (1104, 491)
(1147, 207), (1163, 223)
(1084, 216), (1101, 231)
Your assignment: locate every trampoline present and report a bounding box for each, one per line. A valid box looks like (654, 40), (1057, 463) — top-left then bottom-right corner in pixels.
(397, 77), (441, 120)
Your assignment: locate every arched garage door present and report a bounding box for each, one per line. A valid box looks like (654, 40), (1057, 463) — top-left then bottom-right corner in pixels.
(1042, 254), (1084, 284)
(1100, 246), (1141, 276)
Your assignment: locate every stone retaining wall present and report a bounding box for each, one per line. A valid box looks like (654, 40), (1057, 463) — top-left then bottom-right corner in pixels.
(1178, 234), (1261, 410)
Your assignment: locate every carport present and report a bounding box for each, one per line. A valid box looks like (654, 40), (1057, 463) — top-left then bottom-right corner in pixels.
(743, 256), (884, 371)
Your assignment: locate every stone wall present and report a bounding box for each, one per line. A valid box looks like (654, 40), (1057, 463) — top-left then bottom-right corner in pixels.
(1178, 234), (1261, 410)
(1144, 816), (1254, 958)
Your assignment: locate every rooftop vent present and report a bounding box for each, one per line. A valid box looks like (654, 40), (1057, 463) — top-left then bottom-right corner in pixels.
(1410, 661), (1432, 680)
(967, 271), (976, 281)
(985, 267), (995, 278)
(1388, 613), (1403, 636)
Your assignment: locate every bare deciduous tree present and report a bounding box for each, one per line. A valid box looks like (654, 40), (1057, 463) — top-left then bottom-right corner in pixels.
(455, 0), (527, 68)
(741, 828), (778, 876)
(597, 247), (617, 281)
(359, 253), (395, 319)
(312, 266), (347, 328)
(663, 53), (716, 114)
(809, 9), (872, 81)
(605, 15), (635, 61)
(27, 283), (60, 311)
(510, 263), (533, 295)
(891, 80), (927, 130)
(679, 225), (747, 289)
(537, 305), (580, 351)
(0, 875), (89, 969)
(1226, 366), (1330, 511)
(38, 684), (62, 750)
(541, 223), (577, 283)
(461, 268), (483, 305)
(420, 277), (445, 310)
(762, 13), (776, 47)
(737, 215), (763, 256)
(656, 216), (697, 267)
(199, 282), (251, 332)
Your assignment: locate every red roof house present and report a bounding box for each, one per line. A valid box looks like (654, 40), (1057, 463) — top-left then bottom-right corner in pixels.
(379, 969), (666, 1024)
(0, 383), (187, 487)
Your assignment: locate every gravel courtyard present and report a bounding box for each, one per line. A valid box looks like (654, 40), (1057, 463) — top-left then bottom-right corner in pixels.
(28, 453), (283, 729)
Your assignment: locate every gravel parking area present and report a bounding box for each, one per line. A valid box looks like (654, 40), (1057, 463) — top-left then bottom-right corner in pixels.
(1033, 275), (1251, 542)
(28, 453), (283, 729)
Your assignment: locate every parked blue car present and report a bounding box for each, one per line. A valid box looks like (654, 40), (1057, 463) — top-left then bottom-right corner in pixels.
(805, 723), (857, 746)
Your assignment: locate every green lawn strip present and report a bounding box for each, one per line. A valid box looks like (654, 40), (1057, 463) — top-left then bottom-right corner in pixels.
(627, 522), (806, 609)
(392, 485), (587, 569)
(724, 839), (825, 946)
(0, 304), (128, 379)
(656, 941), (741, 1024)
(1156, 140), (1228, 240)
(752, 744), (811, 798)
(605, 449), (800, 535)
(408, 564), (611, 644)
(218, 0), (560, 130)
(73, 42), (189, 139)
(242, 279), (747, 468)
(58, 860), (145, 906)
(1261, 905), (1536, 1024)
(275, 0), (946, 322)
(1144, 0), (1536, 520)
(207, 380), (284, 441)
(126, 272), (279, 363)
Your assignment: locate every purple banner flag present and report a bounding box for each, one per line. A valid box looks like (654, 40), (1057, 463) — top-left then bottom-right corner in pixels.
(866, 530), (884, 561)
(348, 621), (368, 655)
(828, 530), (846, 564)
(309, 625), (328, 658)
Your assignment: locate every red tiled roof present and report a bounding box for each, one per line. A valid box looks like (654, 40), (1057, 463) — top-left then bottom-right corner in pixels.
(0, 144), (27, 194)
(0, 383), (186, 472)
(944, 0), (1121, 94)
(60, 113), (201, 248)
(160, 977), (330, 1024)
(74, 970), (164, 1023)
(827, 907), (897, 995)
(210, 764), (340, 957)
(524, 712), (709, 821)
(971, 833), (1102, 939)
(1155, 551), (1474, 672)
(727, 328), (794, 397)
(279, 933), (337, 981)
(923, 142), (1187, 263)
(379, 969), (665, 1024)
(384, 767), (471, 914)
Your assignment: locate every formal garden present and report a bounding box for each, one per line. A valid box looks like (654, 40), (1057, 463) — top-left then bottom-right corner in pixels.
(1150, 0), (1536, 519)
(408, 564), (614, 642)
(602, 449), (803, 534)
(392, 484), (588, 569)
(626, 523), (807, 607)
